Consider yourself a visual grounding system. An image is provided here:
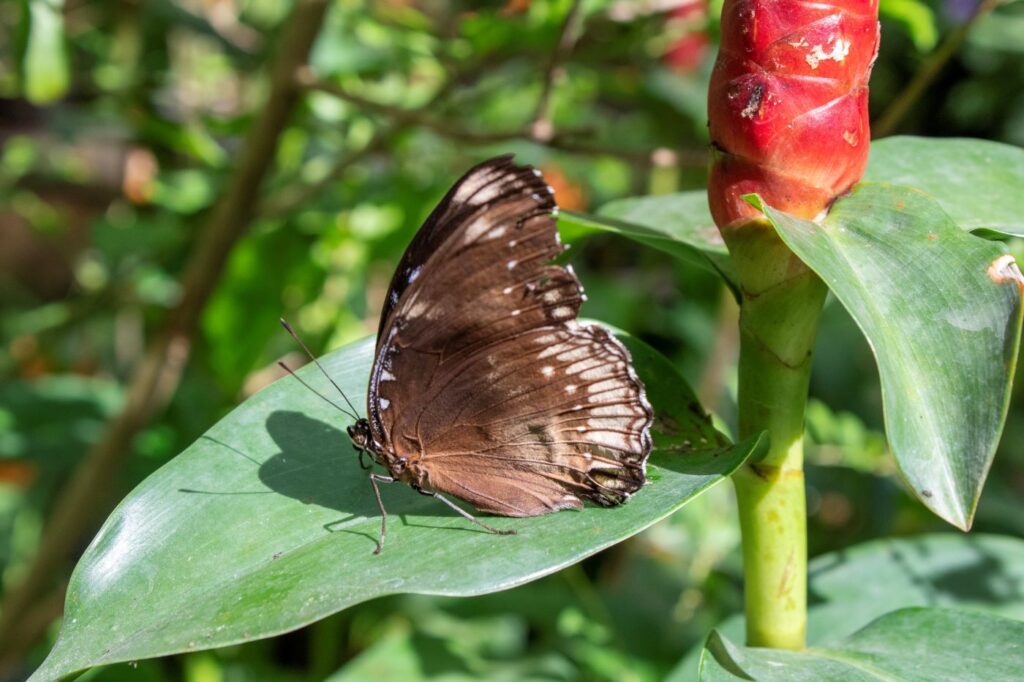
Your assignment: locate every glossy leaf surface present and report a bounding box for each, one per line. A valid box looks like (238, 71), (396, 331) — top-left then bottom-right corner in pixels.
(558, 195), (737, 287)
(33, 333), (761, 681)
(700, 607), (1024, 681)
(866, 136), (1024, 237)
(668, 533), (1024, 682)
(759, 184), (1022, 529)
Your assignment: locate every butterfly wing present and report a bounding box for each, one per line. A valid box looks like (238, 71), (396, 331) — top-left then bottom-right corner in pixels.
(368, 157), (653, 516)
(375, 154), (534, 342)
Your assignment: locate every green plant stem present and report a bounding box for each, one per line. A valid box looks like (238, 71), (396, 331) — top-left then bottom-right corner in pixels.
(724, 220), (827, 650)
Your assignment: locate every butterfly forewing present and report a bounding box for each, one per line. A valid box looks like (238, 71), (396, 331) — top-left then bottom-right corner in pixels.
(367, 156), (653, 516)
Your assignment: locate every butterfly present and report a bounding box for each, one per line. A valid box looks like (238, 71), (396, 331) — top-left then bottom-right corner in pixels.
(283, 156), (653, 553)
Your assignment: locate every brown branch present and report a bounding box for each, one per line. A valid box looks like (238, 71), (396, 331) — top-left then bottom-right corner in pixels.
(260, 125), (397, 218)
(873, 0), (1003, 138)
(531, 0), (586, 142)
(0, 0), (330, 671)
(298, 76), (705, 168)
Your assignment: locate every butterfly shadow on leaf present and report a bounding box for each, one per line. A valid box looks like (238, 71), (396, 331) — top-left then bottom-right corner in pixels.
(258, 410), (500, 544)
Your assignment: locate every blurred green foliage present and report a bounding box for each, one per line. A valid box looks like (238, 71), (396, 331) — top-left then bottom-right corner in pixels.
(0, 0), (1022, 680)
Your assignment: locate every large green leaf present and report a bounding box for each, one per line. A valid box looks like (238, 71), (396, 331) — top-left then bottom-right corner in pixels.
(668, 533), (1024, 682)
(558, 194), (737, 288)
(865, 137), (1024, 237)
(32, 333), (762, 681)
(700, 607), (1024, 681)
(757, 184), (1022, 529)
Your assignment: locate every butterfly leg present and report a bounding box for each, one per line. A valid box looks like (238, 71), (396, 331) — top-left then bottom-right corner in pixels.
(369, 473), (396, 555)
(429, 492), (517, 537)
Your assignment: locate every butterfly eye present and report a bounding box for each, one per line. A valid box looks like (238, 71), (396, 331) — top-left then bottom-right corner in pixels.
(347, 423), (370, 450)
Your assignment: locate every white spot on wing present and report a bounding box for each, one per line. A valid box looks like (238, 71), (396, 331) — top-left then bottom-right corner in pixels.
(586, 431), (631, 450)
(541, 366), (554, 376)
(380, 398), (390, 409)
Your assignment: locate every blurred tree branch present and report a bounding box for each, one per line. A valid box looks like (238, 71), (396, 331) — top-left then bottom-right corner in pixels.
(0, 0), (330, 671)
(874, 0), (1003, 137)
(260, 122), (399, 218)
(531, 0), (586, 141)
(299, 72), (677, 161)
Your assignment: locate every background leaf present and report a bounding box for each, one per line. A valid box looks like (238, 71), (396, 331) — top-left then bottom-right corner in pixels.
(20, 0), (70, 104)
(758, 184), (1022, 529)
(31, 333), (762, 682)
(865, 137), (1024, 236)
(668, 533), (1024, 681)
(699, 607), (1024, 681)
(559, 194), (737, 288)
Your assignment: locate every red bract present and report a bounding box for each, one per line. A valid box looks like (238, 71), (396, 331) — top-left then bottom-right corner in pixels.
(708, 0), (879, 229)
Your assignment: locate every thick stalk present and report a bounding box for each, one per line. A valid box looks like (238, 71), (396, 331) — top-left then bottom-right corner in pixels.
(726, 220), (826, 649)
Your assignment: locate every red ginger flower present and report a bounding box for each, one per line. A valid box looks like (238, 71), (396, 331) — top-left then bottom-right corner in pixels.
(708, 0), (880, 229)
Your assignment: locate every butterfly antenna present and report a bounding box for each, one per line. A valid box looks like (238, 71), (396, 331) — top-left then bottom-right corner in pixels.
(279, 318), (362, 419)
(277, 361), (359, 421)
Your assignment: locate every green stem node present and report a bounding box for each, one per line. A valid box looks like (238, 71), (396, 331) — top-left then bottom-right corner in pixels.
(724, 219), (827, 650)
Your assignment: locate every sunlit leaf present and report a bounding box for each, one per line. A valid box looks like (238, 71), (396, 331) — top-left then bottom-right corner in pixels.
(866, 137), (1024, 237)
(879, 0), (938, 52)
(559, 194), (736, 288)
(22, 0), (70, 104)
(756, 184), (1022, 529)
(32, 333), (763, 681)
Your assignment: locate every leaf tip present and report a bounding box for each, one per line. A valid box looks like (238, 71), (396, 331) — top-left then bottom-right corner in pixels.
(740, 193), (765, 212)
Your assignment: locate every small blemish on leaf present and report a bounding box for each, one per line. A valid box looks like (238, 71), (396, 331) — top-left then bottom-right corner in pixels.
(921, 489), (933, 498)
(988, 254), (1024, 291)
(927, 233), (938, 240)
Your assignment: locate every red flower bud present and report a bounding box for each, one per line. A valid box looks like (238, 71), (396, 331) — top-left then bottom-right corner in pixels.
(707, 0), (879, 229)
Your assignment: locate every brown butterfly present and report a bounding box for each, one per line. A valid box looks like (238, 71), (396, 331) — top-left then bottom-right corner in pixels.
(283, 156), (653, 553)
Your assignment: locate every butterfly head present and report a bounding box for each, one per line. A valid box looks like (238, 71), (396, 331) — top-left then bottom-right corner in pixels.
(347, 419), (371, 451)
